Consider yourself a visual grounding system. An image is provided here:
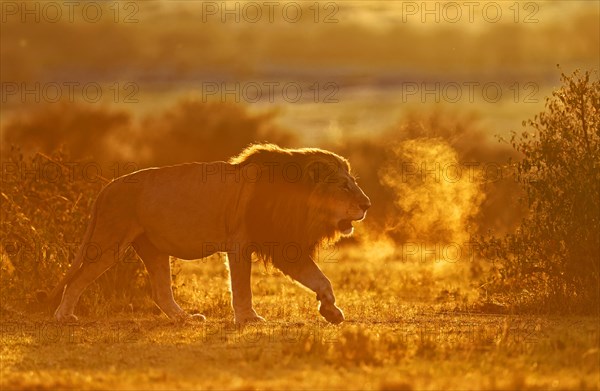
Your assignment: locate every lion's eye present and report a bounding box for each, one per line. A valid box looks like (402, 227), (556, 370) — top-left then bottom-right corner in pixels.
(341, 183), (351, 192)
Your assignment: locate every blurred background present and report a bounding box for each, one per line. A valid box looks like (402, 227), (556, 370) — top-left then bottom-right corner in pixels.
(1, 1), (599, 312)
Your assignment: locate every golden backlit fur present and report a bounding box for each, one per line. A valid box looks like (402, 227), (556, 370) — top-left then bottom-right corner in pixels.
(49, 144), (370, 324)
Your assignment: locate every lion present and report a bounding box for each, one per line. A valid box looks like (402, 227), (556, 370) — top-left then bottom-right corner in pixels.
(46, 143), (371, 324)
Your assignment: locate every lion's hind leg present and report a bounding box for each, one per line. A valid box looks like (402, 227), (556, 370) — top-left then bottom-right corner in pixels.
(55, 229), (138, 323)
(133, 234), (205, 322)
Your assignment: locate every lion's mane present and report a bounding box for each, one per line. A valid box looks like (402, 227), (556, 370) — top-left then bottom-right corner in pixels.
(230, 143), (350, 269)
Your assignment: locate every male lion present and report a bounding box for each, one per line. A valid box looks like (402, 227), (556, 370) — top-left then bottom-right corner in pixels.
(48, 144), (370, 324)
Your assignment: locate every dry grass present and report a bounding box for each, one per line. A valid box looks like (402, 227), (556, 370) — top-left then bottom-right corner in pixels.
(2, 254), (598, 390)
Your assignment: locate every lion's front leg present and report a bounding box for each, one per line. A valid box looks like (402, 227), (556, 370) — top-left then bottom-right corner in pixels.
(277, 257), (344, 324)
(227, 252), (265, 324)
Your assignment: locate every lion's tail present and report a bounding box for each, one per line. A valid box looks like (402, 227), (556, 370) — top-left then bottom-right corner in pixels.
(37, 196), (100, 311)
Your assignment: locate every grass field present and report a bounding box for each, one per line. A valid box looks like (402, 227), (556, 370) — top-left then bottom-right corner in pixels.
(2, 252), (598, 390)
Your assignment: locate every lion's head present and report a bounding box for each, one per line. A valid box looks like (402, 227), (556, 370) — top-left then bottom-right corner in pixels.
(230, 144), (371, 262)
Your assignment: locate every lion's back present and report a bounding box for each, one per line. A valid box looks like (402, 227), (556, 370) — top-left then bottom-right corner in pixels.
(95, 161), (250, 258)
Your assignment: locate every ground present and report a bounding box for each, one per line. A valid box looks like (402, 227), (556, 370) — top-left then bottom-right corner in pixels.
(1, 252), (599, 390)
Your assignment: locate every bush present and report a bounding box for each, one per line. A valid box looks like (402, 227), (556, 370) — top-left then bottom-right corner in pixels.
(0, 149), (151, 315)
(477, 69), (600, 313)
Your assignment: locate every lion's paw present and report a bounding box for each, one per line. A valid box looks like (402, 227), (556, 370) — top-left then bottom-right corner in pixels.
(173, 312), (206, 324)
(319, 303), (344, 325)
(188, 313), (207, 322)
(55, 313), (79, 323)
(234, 311), (266, 325)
